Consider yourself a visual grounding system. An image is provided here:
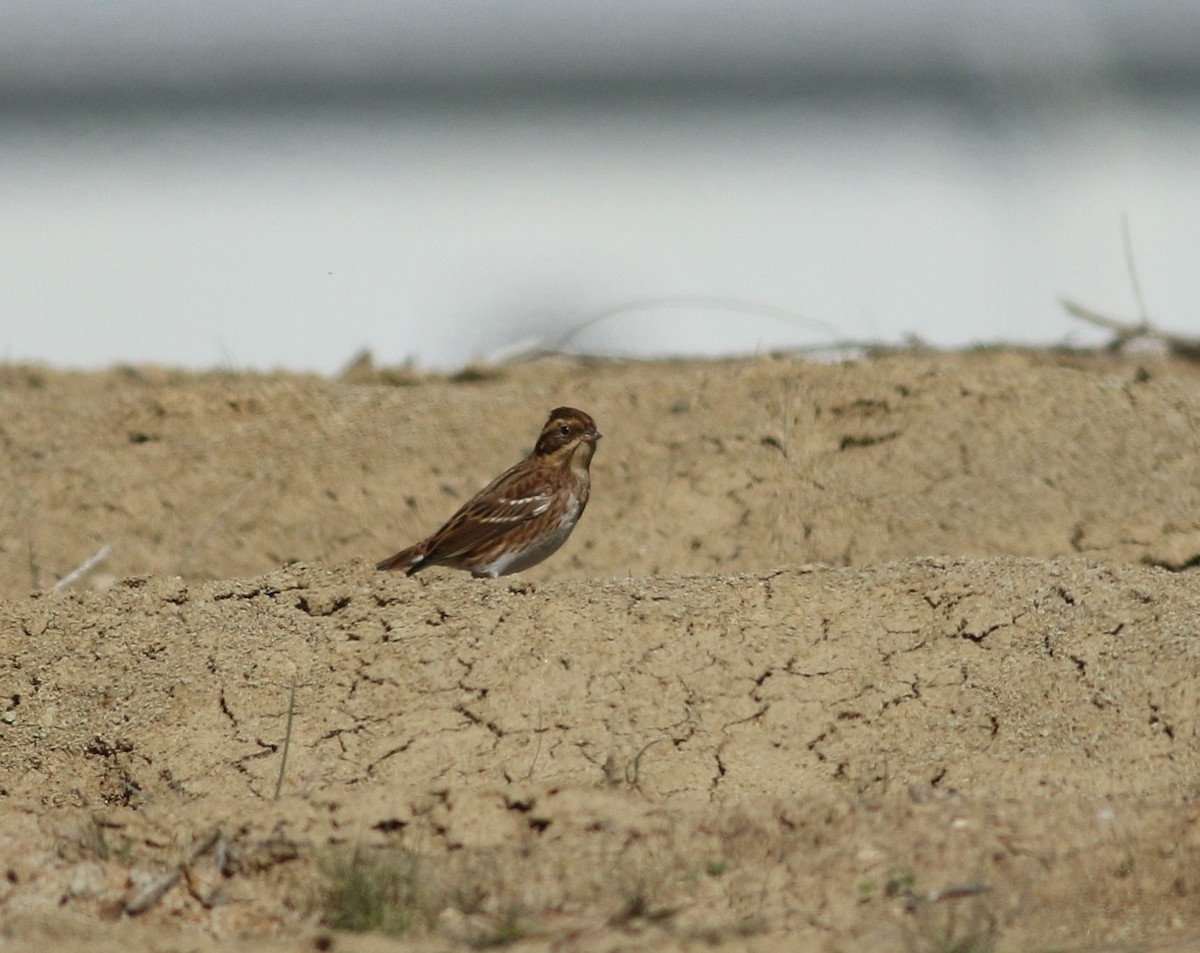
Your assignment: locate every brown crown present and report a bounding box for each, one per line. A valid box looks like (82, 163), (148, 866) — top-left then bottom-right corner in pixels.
(533, 407), (600, 457)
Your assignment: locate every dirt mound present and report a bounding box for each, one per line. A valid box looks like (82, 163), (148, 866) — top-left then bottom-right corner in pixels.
(4, 350), (1200, 596)
(2, 351), (1200, 952)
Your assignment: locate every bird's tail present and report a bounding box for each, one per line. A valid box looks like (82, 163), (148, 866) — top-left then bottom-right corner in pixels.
(375, 545), (427, 575)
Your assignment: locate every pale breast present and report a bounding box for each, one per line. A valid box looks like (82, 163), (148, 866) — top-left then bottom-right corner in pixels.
(473, 489), (586, 578)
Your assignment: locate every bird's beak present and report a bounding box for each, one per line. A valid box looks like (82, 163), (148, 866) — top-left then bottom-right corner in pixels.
(586, 426), (602, 442)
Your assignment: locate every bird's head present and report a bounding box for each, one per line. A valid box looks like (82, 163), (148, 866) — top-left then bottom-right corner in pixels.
(533, 407), (601, 469)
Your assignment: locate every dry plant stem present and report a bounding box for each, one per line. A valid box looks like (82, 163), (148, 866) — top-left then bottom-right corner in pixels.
(174, 473), (263, 576)
(523, 707), (544, 781)
(552, 295), (842, 351)
(1060, 298), (1200, 361)
(274, 678), (297, 800)
(121, 868), (181, 916)
(121, 828), (223, 916)
(488, 295), (848, 365)
(53, 543), (111, 592)
(26, 536), (39, 591)
(1121, 212), (1150, 325)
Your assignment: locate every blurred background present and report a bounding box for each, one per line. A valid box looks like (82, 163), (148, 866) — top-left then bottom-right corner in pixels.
(2, 0), (1198, 374)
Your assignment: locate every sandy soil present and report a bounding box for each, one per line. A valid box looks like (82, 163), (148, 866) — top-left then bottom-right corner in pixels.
(2, 349), (1200, 952)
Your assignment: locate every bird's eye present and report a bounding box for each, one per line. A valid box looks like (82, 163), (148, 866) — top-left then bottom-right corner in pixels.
(559, 424), (572, 436)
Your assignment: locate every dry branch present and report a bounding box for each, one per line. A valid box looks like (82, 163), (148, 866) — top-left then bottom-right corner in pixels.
(53, 543), (112, 592)
(1061, 298), (1200, 361)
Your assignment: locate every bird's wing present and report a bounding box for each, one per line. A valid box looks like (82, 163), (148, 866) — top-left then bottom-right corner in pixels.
(421, 463), (553, 561)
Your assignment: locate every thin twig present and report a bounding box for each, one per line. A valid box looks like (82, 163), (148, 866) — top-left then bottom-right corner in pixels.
(122, 868), (181, 916)
(1121, 212), (1150, 328)
(524, 706), (544, 781)
(1060, 298), (1200, 361)
(899, 881), (991, 913)
(27, 535), (40, 591)
(1061, 217), (1200, 361)
(927, 882), (990, 903)
(175, 472), (264, 576)
(554, 296), (842, 351)
(274, 678), (297, 800)
(1060, 298), (1139, 334)
(53, 544), (112, 592)
(121, 827), (224, 917)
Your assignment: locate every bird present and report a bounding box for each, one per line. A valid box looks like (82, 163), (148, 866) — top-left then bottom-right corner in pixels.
(376, 406), (601, 578)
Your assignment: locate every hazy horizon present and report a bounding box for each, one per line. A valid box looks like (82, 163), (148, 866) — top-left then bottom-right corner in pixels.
(3, 2), (1197, 372)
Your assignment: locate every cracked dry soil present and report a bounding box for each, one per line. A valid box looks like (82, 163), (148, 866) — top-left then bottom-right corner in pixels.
(2, 351), (1200, 952)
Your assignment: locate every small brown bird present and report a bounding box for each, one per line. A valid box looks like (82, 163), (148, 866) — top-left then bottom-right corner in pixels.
(377, 407), (601, 578)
